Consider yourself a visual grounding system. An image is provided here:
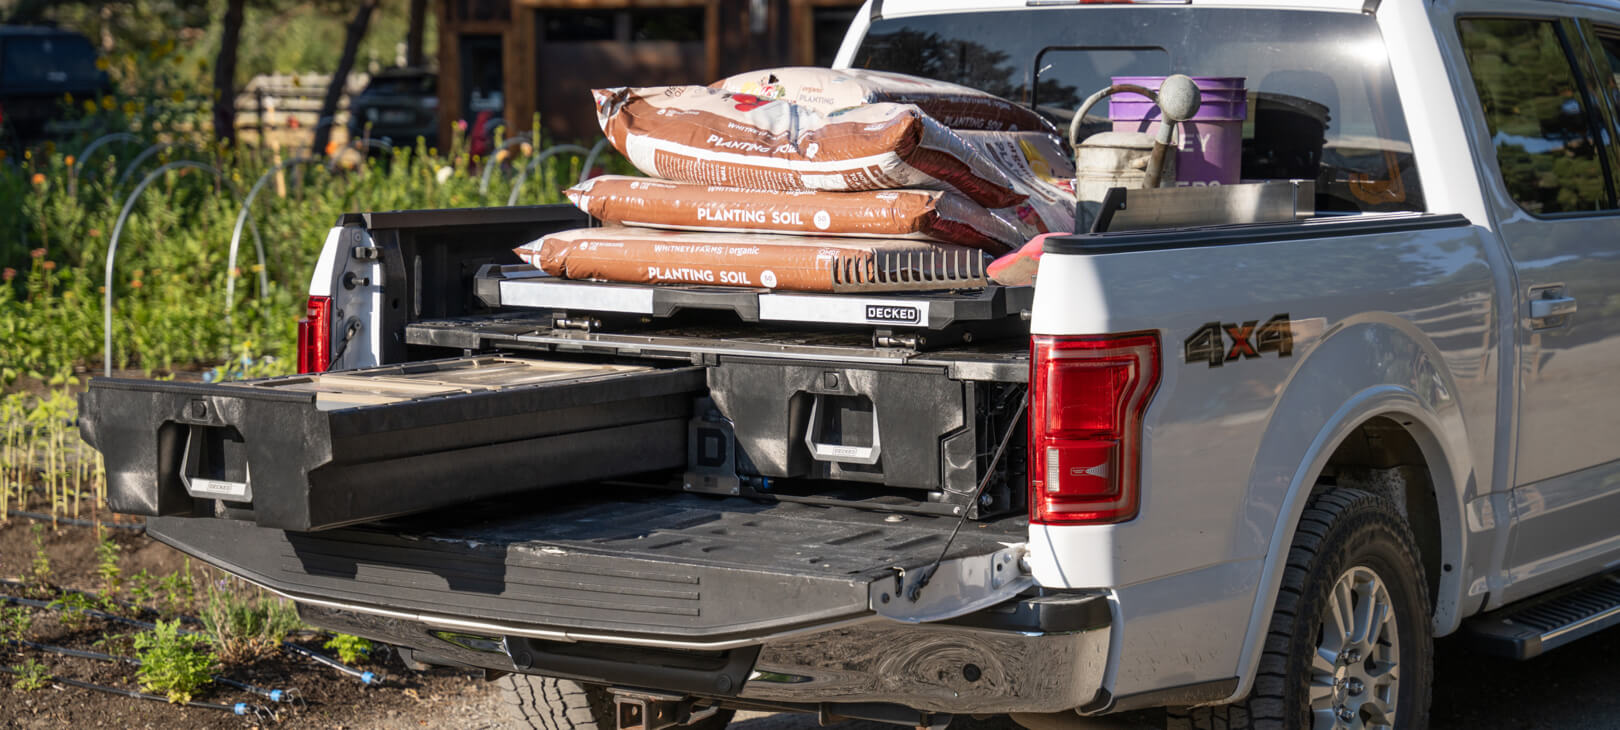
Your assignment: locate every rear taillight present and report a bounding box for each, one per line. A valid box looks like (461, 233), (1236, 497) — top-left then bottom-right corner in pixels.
(1029, 332), (1161, 525)
(296, 295), (333, 373)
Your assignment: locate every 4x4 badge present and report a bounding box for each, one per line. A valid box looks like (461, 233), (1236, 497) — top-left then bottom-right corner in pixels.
(1185, 314), (1294, 367)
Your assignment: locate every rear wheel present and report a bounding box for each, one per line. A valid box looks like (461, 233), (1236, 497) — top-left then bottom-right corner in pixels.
(498, 674), (735, 730)
(1168, 487), (1432, 730)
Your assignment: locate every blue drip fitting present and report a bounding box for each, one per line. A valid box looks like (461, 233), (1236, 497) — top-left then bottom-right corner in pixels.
(269, 689), (283, 702)
(234, 702), (249, 715)
(361, 671), (377, 685)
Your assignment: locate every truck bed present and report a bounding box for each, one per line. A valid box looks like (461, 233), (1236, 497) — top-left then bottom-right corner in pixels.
(148, 489), (1028, 645)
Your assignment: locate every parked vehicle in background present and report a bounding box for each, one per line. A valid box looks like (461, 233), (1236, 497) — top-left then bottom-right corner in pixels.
(0, 25), (106, 146)
(346, 67), (438, 151)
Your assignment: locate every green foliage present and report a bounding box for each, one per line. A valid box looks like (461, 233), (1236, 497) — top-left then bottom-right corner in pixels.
(48, 592), (96, 631)
(0, 607), (32, 643)
(93, 631), (135, 657)
(200, 577), (304, 663)
(323, 632), (373, 665)
(1, 135), (590, 383)
(11, 658), (51, 691)
(96, 536), (123, 595)
(28, 525), (51, 587)
(157, 563), (197, 617)
(128, 569), (157, 607)
(134, 619), (216, 703)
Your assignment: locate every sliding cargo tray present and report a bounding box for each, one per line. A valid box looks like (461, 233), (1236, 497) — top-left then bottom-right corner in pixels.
(474, 264), (1033, 346)
(80, 357), (705, 531)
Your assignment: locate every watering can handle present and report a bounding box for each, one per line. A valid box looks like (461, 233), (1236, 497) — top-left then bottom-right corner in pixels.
(1067, 83), (1159, 150)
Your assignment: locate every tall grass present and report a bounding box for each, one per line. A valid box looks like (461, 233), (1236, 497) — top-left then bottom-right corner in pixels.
(3, 133), (594, 383)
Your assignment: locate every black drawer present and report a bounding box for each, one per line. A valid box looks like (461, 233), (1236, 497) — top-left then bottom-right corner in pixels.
(80, 357), (704, 531)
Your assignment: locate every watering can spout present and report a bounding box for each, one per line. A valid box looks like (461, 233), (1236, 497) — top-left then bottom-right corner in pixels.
(1144, 74), (1202, 188)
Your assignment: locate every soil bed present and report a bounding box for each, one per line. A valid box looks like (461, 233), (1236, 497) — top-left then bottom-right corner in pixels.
(0, 516), (508, 728)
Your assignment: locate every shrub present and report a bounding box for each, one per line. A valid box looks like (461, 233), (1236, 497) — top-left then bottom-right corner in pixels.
(0, 607), (31, 642)
(134, 619), (215, 703)
(95, 535), (122, 595)
(48, 592), (96, 631)
(11, 658), (50, 691)
(200, 578), (303, 664)
(324, 633), (373, 665)
(156, 564), (195, 617)
(28, 524), (51, 587)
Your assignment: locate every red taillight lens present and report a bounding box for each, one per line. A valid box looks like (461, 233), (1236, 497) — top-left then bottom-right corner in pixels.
(296, 295), (333, 373)
(1029, 332), (1160, 524)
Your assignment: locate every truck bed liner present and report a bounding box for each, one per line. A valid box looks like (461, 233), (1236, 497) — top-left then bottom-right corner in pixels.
(148, 490), (1027, 643)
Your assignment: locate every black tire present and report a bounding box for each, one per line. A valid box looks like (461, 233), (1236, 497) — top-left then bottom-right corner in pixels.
(1167, 487), (1432, 730)
(498, 674), (735, 730)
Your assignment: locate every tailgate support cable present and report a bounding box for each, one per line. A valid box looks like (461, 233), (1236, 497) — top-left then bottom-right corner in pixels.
(905, 390), (1028, 602)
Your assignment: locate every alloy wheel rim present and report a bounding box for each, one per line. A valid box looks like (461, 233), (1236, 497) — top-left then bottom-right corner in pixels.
(1309, 565), (1401, 730)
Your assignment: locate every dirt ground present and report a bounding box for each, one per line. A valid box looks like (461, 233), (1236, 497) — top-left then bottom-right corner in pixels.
(3, 513), (1618, 729)
(0, 516), (508, 729)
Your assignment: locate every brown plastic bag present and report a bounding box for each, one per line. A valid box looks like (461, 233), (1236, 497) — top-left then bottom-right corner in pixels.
(593, 85), (1026, 209)
(713, 67), (1057, 134)
(515, 226), (991, 293)
(566, 176), (1020, 253)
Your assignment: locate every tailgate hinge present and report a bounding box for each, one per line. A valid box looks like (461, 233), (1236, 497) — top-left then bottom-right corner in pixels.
(871, 545), (1032, 623)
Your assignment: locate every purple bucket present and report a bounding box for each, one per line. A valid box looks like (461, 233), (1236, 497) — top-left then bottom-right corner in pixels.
(1110, 76), (1247, 185)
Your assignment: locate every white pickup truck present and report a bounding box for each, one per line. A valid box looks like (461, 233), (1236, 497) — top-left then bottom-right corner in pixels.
(78, 1), (1620, 729)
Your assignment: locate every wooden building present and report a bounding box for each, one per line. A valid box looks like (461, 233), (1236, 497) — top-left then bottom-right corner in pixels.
(436, 0), (863, 145)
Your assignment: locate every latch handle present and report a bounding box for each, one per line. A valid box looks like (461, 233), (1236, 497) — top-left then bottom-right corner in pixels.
(1530, 296), (1577, 319)
(803, 394), (882, 465)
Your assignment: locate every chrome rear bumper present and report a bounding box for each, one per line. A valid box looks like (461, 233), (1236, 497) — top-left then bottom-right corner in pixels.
(300, 591), (1110, 716)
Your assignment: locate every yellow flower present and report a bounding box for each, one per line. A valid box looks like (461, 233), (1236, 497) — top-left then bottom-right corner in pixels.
(95, 56), (110, 71)
(250, 264), (264, 273)
(82, 99), (98, 114)
(171, 89), (185, 103)
(101, 96), (116, 111)
(63, 92), (74, 105)
(122, 101), (136, 116)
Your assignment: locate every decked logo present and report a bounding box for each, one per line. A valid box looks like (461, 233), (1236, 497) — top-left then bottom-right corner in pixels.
(865, 304), (922, 325)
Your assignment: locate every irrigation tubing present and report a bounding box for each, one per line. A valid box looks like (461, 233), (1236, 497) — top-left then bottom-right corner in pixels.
(0, 590), (377, 684)
(3, 638), (301, 704)
(283, 642), (379, 684)
(0, 579), (198, 625)
(2, 510), (145, 531)
(0, 664), (271, 720)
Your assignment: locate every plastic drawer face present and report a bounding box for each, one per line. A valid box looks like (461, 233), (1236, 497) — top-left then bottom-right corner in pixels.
(80, 357), (705, 531)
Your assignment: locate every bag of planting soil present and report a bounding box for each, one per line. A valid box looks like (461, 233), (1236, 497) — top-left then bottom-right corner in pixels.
(514, 226), (991, 293)
(713, 67), (1057, 134)
(592, 85), (1026, 209)
(960, 130), (1078, 239)
(565, 176), (1021, 254)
